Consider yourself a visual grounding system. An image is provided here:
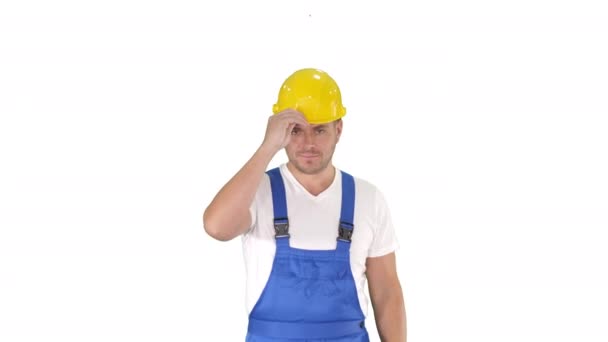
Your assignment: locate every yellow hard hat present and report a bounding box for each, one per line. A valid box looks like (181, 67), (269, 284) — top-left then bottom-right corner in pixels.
(272, 68), (346, 125)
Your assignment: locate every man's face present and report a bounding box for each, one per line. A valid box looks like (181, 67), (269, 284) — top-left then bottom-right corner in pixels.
(285, 119), (343, 175)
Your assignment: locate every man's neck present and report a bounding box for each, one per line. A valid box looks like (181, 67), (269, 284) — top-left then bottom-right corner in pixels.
(286, 163), (335, 196)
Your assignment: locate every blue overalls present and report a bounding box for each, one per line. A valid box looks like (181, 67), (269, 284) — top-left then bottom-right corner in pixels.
(246, 167), (369, 341)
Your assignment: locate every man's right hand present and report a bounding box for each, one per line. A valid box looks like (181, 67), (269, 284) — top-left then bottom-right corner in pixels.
(261, 109), (309, 153)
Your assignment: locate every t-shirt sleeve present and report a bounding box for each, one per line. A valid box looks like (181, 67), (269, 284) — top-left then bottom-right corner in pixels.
(244, 173), (268, 236)
(368, 188), (400, 258)
(247, 198), (257, 233)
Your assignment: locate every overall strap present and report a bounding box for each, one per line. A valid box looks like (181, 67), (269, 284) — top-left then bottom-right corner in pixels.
(336, 171), (355, 256)
(266, 167), (290, 250)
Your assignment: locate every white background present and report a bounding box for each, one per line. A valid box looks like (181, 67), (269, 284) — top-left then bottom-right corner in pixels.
(1, 0), (607, 341)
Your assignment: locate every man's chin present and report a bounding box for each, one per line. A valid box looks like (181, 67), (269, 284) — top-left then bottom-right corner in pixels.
(292, 161), (326, 175)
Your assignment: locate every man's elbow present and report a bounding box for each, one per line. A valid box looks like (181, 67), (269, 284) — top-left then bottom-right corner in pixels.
(204, 225), (233, 242)
(202, 210), (228, 241)
(202, 211), (242, 242)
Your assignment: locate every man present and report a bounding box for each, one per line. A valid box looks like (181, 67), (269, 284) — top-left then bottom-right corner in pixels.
(203, 68), (406, 341)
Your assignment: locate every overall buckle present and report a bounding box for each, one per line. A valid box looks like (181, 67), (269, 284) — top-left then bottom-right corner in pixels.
(337, 221), (354, 242)
(274, 218), (290, 238)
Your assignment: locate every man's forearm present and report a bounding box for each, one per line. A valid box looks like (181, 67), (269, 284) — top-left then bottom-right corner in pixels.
(203, 144), (276, 241)
(375, 288), (407, 342)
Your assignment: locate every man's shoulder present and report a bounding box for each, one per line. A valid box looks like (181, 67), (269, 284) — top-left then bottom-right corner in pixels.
(339, 169), (382, 199)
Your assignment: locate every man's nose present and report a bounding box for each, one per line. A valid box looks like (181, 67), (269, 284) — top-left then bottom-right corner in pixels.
(303, 130), (315, 145)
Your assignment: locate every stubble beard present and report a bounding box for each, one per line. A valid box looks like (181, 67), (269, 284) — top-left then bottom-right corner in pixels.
(289, 147), (336, 176)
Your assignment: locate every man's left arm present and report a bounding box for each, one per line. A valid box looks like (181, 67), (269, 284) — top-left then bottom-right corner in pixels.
(366, 252), (407, 342)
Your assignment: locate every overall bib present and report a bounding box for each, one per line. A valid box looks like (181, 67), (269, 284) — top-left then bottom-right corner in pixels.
(246, 167), (369, 342)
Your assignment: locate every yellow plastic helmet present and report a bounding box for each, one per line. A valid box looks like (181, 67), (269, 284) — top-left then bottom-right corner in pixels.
(272, 68), (346, 124)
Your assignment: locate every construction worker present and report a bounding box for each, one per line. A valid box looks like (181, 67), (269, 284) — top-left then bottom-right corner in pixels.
(203, 68), (406, 341)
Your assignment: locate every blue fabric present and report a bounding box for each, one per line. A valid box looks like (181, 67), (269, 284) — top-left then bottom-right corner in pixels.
(247, 167), (368, 341)
(340, 172), (355, 226)
(248, 319), (367, 340)
(267, 168), (288, 222)
(246, 330), (369, 342)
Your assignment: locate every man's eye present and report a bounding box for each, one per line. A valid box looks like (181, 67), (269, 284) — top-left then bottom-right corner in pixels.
(315, 128), (326, 134)
(291, 128), (300, 135)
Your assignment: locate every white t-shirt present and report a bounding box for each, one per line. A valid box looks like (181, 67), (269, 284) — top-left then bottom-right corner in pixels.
(242, 163), (399, 317)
